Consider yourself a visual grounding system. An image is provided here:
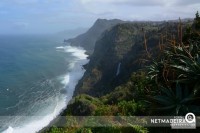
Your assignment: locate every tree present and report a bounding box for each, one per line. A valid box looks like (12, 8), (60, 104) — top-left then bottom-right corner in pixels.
(195, 11), (200, 20)
(194, 11), (200, 30)
(195, 11), (199, 20)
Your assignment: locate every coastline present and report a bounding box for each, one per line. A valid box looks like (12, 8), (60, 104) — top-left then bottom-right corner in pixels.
(38, 46), (89, 133)
(1, 45), (89, 133)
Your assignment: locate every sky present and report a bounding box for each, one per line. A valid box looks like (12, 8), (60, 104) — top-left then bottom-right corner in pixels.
(0, 0), (199, 34)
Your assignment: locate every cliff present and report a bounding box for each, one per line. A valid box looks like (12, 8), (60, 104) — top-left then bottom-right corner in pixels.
(73, 20), (193, 97)
(66, 19), (124, 54)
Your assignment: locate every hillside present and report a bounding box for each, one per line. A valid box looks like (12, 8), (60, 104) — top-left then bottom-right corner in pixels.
(74, 21), (192, 97)
(66, 19), (125, 54)
(43, 15), (200, 133)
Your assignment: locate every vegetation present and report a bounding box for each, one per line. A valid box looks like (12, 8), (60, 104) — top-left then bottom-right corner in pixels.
(43, 12), (200, 133)
(147, 84), (200, 115)
(146, 12), (200, 117)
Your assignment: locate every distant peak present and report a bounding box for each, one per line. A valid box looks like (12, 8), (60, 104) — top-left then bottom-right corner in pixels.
(96, 18), (108, 21)
(94, 18), (123, 26)
(96, 18), (122, 22)
(95, 19), (108, 24)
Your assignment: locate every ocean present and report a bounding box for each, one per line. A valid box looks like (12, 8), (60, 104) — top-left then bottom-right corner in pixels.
(0, 35), (88, 133)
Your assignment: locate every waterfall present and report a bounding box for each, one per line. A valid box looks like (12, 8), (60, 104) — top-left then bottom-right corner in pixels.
(116, 62), (121, 76)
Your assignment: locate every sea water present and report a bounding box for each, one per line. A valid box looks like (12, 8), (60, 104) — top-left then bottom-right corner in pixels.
(0, 35), (88, 133)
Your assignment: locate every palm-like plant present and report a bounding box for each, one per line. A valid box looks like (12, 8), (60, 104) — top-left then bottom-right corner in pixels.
(165, 41), (200, 84)
(147, 60), (164, 81)
(147, 40), (200, 86)
(147, 59), (172, 84)
(147, 83), (200, 116)
(145, 13), (200, 117)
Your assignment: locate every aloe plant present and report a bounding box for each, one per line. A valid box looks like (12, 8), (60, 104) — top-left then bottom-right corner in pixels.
(166, 41), (200, 84)
(147, 40), (200, 86)
(147, 59), (169, 83)
(147, 83), (200, 116)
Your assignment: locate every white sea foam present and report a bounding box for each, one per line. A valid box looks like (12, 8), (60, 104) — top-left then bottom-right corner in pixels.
(55, 46), (65, 49)
(61, 74), (70, 87)
(2, 45), (89, 133)
(64, 46), (88, 60)
(2, 127), (13, 133)
(3, 98), (66, 133)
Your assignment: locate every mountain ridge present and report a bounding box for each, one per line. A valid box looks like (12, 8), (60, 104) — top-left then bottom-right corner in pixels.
(66, 19), (125, 54)
(73, 19), (193, 97)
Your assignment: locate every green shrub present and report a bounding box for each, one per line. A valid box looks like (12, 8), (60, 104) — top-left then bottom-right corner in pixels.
(118, 100), (145, 115)
(76, 128), (93, 133)
(46, 126), (66, 133)
(95, 105), (118, 116)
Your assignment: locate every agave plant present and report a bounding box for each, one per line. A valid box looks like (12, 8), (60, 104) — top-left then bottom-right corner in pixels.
(148, 40), (200, 86)
(145, 13), (200, 117)
(147, 60), (167, 82)
(165, 41), (200, 84)
(146, 83), (200, 116)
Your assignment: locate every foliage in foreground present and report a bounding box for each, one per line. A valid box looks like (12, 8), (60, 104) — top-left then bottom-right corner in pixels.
(146, 12), (200, 116)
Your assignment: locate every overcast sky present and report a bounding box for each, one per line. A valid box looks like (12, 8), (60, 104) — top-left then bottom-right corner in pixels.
(0, 0), (199, 34)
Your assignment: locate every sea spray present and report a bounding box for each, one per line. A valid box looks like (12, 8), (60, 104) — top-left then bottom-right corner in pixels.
(2, 46), (89, 133)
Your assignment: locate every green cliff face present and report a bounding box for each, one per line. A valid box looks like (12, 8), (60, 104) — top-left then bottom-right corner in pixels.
(74, 23), (137, 96)
(74, 22), (159, 96)
(73, 20), (193, 97)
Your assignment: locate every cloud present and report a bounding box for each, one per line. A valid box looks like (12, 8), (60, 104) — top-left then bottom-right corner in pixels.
(80, 0), (166, 7)
(172, 0), (200, 6)
(78, 0), (200, 20)
(0, 0), (199, 34)
(13, 22), (29, 29)
(80, 0), (200, 7)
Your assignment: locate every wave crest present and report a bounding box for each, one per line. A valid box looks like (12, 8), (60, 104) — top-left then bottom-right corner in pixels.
(2, 46), (89, 133)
